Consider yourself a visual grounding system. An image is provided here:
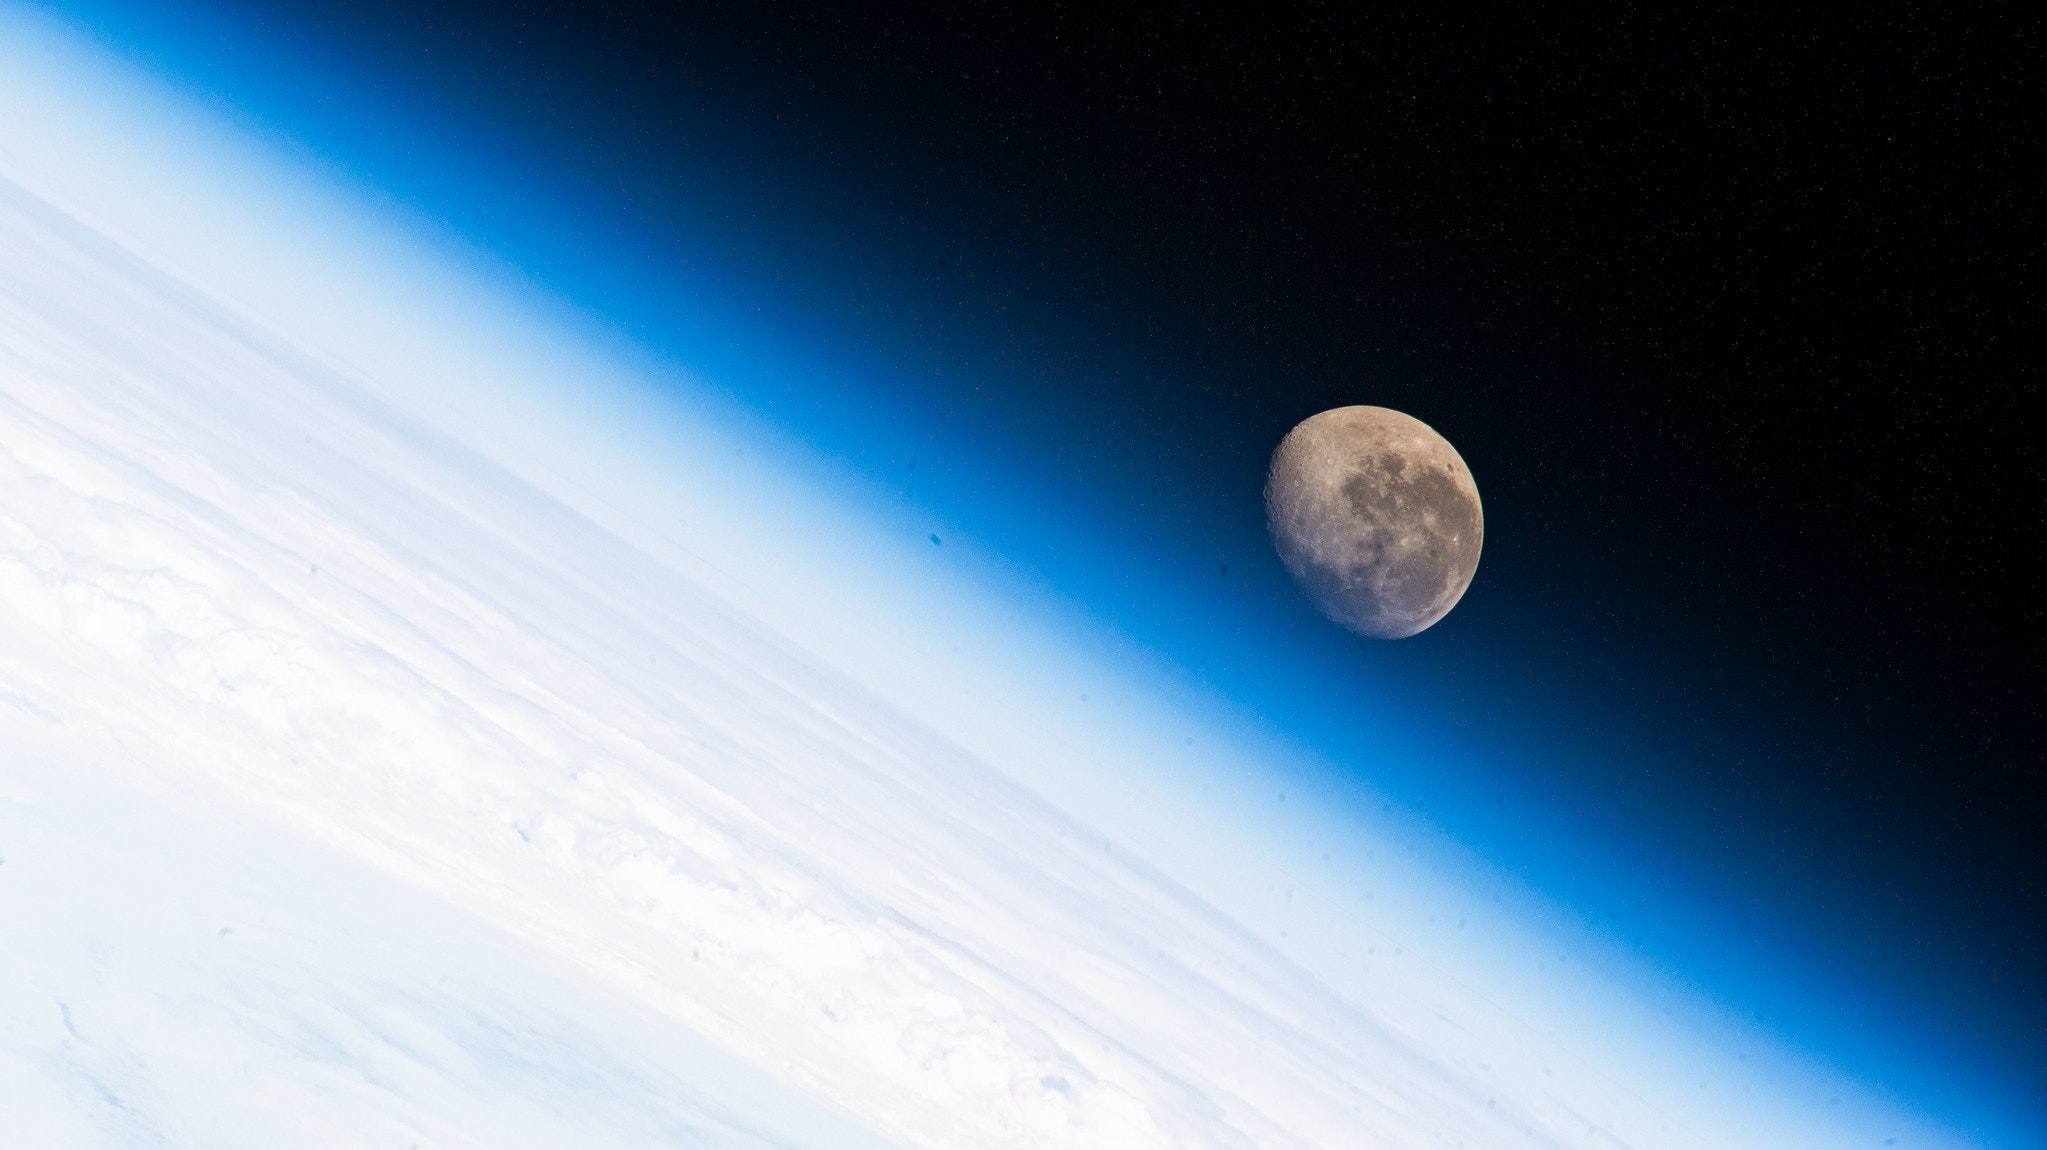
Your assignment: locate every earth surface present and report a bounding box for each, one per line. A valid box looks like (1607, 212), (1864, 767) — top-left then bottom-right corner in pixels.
(0, 9), (1984, 1149)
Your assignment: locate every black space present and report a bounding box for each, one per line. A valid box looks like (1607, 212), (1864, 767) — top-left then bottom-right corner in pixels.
(136, 0), (2043, 1113)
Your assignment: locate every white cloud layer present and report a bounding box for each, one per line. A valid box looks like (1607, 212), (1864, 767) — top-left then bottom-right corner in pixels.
(0, 164), (1603, 1148)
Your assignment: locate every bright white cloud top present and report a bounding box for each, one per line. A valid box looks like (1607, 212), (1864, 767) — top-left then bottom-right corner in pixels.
(0, 6), (1982, 1147)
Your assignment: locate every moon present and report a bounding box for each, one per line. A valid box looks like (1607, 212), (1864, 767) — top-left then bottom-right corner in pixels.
(1265, 406), (1484, 639)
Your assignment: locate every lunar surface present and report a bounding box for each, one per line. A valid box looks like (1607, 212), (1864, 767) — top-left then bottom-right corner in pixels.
(1265, 406), (1484, 639)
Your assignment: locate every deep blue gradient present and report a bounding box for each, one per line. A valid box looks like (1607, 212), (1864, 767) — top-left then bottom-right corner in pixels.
(34, 2), (2043, 1140)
